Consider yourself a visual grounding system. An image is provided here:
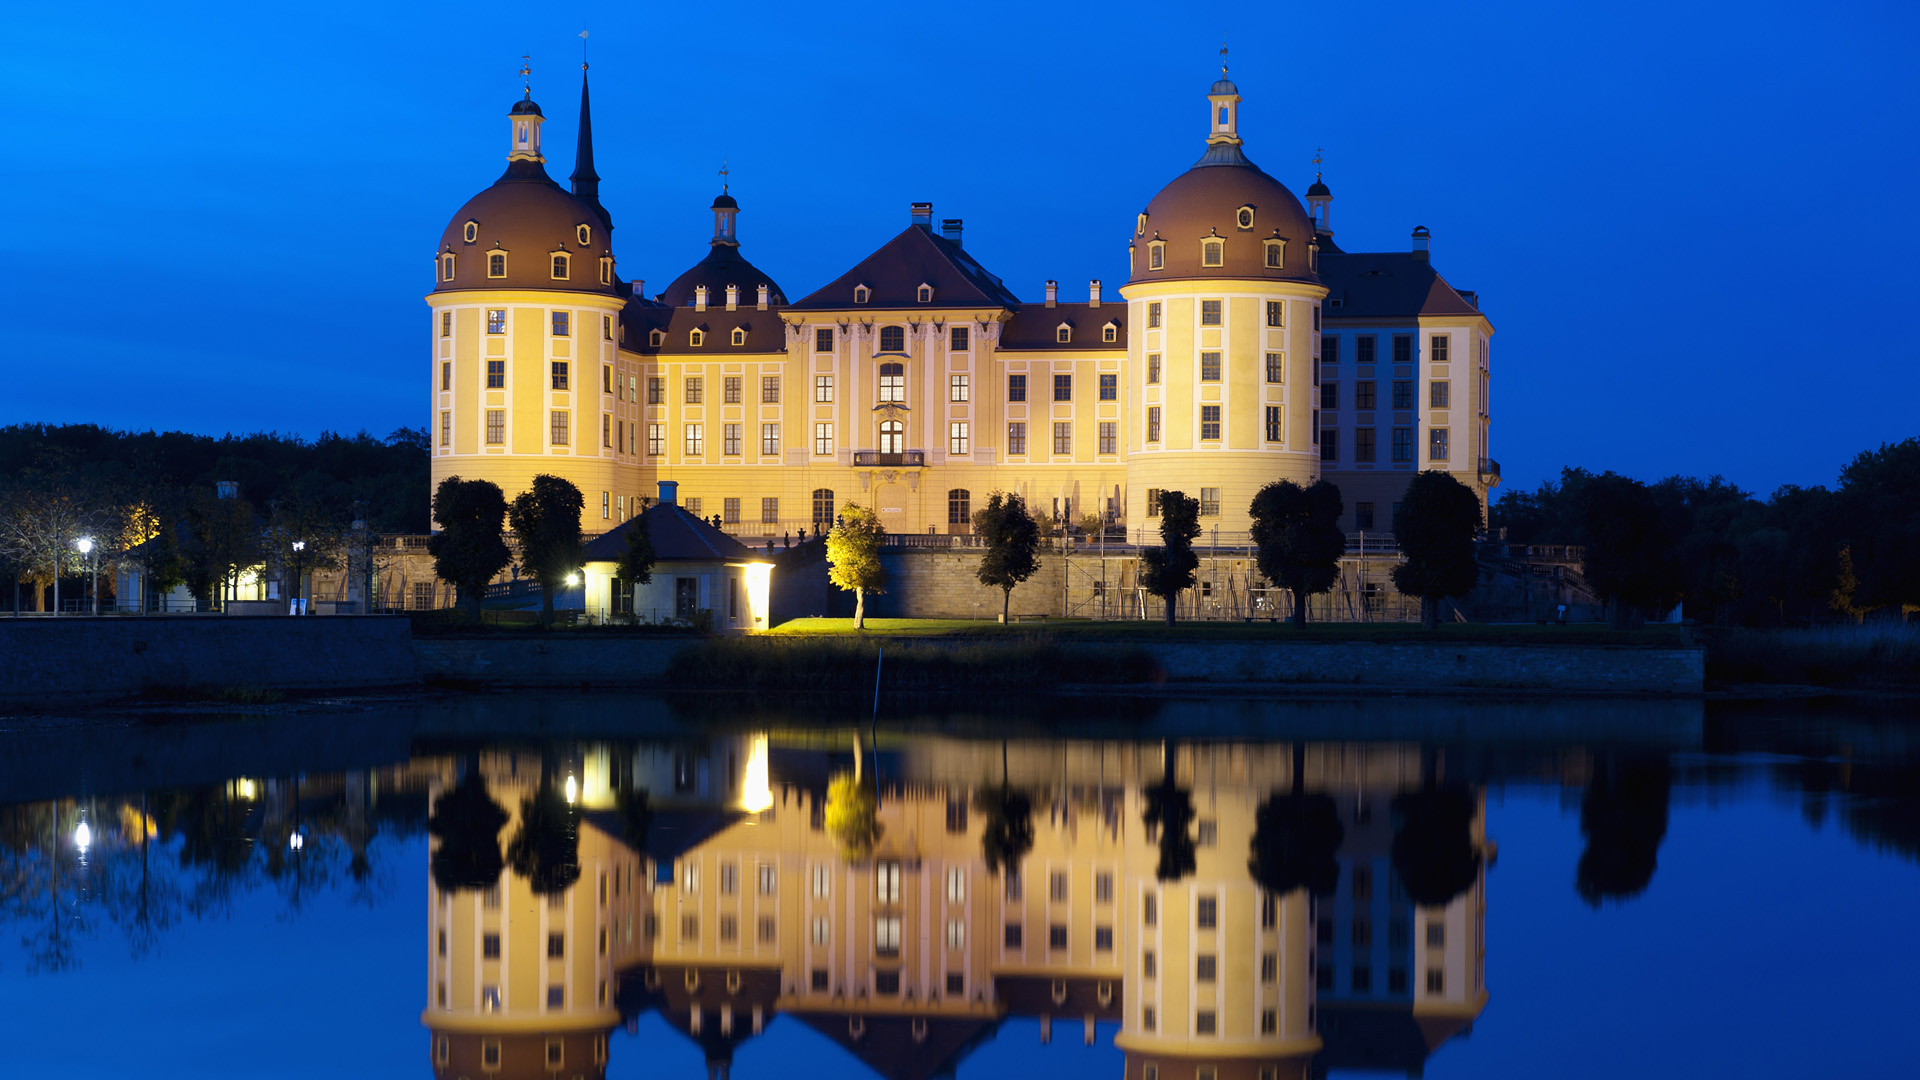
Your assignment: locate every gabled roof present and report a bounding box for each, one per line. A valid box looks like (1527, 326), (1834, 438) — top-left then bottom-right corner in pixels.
(582, 503), (759, 564)
(790, 225), (1022, 310)
(1319, 251), (1484, 321)
(999, 302), (1126, 350)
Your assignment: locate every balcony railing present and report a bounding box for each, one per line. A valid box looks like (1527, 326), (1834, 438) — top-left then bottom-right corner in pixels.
(1479, 457), (1502, 482)
(852, 450), (926, 467)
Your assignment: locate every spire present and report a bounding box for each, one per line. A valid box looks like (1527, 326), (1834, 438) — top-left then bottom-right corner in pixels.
(569, 61), (612, 231)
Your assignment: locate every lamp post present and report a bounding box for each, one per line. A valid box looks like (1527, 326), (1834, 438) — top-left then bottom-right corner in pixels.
(291, 540), (307, 615)
(75, 537), (95, 616)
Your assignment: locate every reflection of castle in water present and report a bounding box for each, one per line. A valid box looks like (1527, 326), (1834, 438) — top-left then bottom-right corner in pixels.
(424, 738), (1488, 1079)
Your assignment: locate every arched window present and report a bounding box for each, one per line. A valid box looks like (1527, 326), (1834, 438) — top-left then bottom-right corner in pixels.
(1102, 323), (1118, 343)
(1202, 240), (1224, 267)
(948, 489), (971, 525)
(879, 325), (906, 353)
(1218, 105), (1229, 127)
(600, 257), (613, 284)
(812, 488), (835, 524)
(441, 253), (455, 281)
(1148, 242), (1165, 271)
(877, 362), (904, 403)
(552, 253), (570, 279)
(731, 327), (746, 346)
(488, 252), (506, 277)
(689, 329), (706, 347)
(879, 420), (904, 454)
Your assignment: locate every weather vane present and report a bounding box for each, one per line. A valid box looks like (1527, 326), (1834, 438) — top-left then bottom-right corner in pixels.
(719, 158), (729, 193)
(519, 54), (531, 97)
(579, 29), (589, 71)
(1220, 36), (1229, 76)
(1314, 146), (1323, 179)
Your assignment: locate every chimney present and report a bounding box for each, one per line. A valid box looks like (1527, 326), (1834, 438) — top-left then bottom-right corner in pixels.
(756, 283), (770, 310)
(657, 480), (678, 507)
(725, 284), (739, 311)
(1088, 279), (1101, 308)
(1044, 280), (1058, 308)
(1411, 226), (1431, 261)
(695, 284), (709, 311)
(910, 202), (933, 227)
(941, 218), (964, 248)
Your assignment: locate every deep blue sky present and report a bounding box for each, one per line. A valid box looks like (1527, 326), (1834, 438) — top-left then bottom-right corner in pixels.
(5, 0), (1915, 495)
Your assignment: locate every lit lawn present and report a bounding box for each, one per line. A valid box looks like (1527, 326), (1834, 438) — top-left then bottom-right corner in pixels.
(764, 617), (1688, 647)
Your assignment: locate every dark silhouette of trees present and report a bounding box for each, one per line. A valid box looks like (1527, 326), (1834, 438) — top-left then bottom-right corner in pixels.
(507, 474), (586, 624)
(615, 788), (653, 855)
(615, 514), (657, 593)
(1578, 474), (1681, 629)
(1390, 786), (1482, 907)
(428, 477), (514, 621)
(975, 742), (1034, 877)
(507, 777), (581, 896)
(1249, 745), (1344, 896)
(427, 769), (509, 893)
(973, 492), (1042, 623)
(1832, 438), (1920, 612)
(1141, 491), (1202, 627)
(1142, 742), (1197, 882)
(1576, 756), (1672, 906)
(1248, 479), (1346, 625)
(1391, 471), (1483, 630)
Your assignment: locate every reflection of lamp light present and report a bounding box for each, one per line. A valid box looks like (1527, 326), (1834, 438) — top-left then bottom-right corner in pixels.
(740, 734), (773, 813)
(289, 832), (305, 851)
(73, 820), (91, 851)
(565, 775), (578, 805)
(236, 779), (257, 800)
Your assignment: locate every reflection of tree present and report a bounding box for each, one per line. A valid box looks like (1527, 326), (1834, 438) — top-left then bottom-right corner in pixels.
(427, 767), (509, 893)
(1391, 786), (1482, 907)
(1250, 745), (1344, 897)
(826, 773), (881, 862)
(975, 742), (1034, 877)
(1576, 756), (1672, 906)
(1142, 741), (1197, 883)
(507, 778), (581, 896)
(616, 787), (653, 855)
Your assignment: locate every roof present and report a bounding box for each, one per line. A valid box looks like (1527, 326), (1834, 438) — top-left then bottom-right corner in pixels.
(998, 302), (1126, 350)
(434, 158), (617, 298)
(993, 975), (1122, 1021)
(619, 303), (790, 356)
(789, 224), (1022, 310)
(581, 503), (760, 564)
(1130, 157), (1319, 286)
(658, 242), (788, 308)
(788, 1012), (1001, 1080)
(1315, 1000), (1475, 1074)
(509, 95), (543, 117)
(1318, 251), (1484, 321)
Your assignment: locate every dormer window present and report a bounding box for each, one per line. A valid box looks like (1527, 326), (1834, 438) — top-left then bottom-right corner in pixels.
(464, 221), (479, 243)
(1265, 239), (1285, 269)
(1056, 324), (1072, 343)
(689, 329), (706, 347)
(1102, 322), (1118, 343)
(1202, 240), (1225, 267)
(1149, 241), (1165, 271)
(599, 257), (613, 285)
(731, 327), (747, 346)
(917, 283), (933, 303)
(879, 325), (906, 353)
(577, 224), (592, 246)
(1236, 206), (1255, 230)
(1136, 213), (1147, 236)
(854, 285), (870, 304)
(487, 252), (507, 278)
(440, 253), (456, 281)
(649, 329), (666, 347)
(551, 253), (570, 280)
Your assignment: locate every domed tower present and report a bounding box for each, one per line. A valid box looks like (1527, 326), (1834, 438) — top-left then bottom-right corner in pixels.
(428, 69), (630, 522)
(658, 182), (788, 311)
(1119, 67), (1328, 534)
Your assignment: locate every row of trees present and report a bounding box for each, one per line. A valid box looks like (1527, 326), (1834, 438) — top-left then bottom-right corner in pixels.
(428, 473), (655, 622)
(1493, 437), (1920, 625)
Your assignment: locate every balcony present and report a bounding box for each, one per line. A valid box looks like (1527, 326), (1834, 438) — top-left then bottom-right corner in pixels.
(1478, 457), (1502, 483)
(852, 450), (926, 467)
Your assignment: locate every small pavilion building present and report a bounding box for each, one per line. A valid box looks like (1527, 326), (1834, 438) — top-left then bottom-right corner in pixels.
(581, 481), (771, 629)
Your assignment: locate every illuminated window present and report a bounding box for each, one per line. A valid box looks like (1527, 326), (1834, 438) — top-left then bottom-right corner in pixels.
(1098, 421), (1116, 454)
(685, 423), (704, 455)
(1007, 422), (1026, 455)
(1052, 422), (1072, 455)
(762, 376), (780, 403)
(1146, 406), (1160, 443)
(1147, 354), (1160, 384)
(485, 410), (504, 444)
(550, 410), (569, 446)
(761, 424), (780, 456)
(949, 424), (969, 456)
(723, 423), (742, 456)
(1199, 488), (1220, 517)
(551, 253), (570, 279)
(1148, 302), (1161, 328)
(486, 308), (506, 334)
(878, 363), (904, 403)
(725, 376), (742, 403)
(1266, 406), (1282, 442)
(950, 374), (969, 402)
(686, 377), (704, 404)
(440, 411), (450, 446)
(815, 375), (834, 403)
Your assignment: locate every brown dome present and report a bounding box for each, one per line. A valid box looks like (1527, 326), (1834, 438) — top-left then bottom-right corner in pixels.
(1130, 149), (1319, 286)
(434, 159), (618, 297)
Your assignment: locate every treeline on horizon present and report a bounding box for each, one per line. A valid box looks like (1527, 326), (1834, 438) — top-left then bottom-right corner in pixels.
(1490, 436), (1920, 625)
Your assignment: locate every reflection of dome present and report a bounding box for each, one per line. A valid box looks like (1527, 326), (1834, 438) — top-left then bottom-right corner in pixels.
(429, 1030), (609, 1080)
(1135, 162), (1317, 284)
(435, 161), (616, 296)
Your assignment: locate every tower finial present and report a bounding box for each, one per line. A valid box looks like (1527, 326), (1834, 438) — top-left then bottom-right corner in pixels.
(579, 29), (589, 71)
(1220, 35), (1228, 76)
(719, 158), (729, 194)
(520, 54), (532, 98)
(1314, 146), (1323, 179)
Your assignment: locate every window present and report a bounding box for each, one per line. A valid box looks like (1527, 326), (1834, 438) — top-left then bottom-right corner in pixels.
(1355, 428), (1376, 463)
(648, 376), (664, 404)
(1198, 487), (1220, 517)
(1427, 920), (1446, 947)
(1320, 382), (1338, 410)
(1197, 955), (1217, 982)
(1427, 968), (1445, 993)
(815, 327), (834, 351)
(1098, 422), (1117, 454)
(1146, 488), (1163, 516)
(1200, 352), (1221, 381)
(879, 419), (903, 453)
(647, 423), (664, 456)
(1197, 896), (1217, 929)
(1265, 240), (1284, 268)
(724, 376), (742, 403)
(649, 328), (665, 347)
(730, 327), (746, 346)
(1052, 422), (1072, 455)
(1049, 924), (1068, 950)
(1200, 405), (1220, 440)
(762, 424), (780, 456)
(689, 329), (705, 347)
(951, 326), (970, 351)
(440, 411), (451, 447)
(875, 916), (902, 955)
(1008, 374), (1027, 402)
(1008, 422), (1027, 455)
(1147, 354), (1161, 384)
(1095, 926), (1113, 951)
(812, 488), (835, 523)
(1357, 335), (1376, 365)
(1098, 373), (1117, 400)
(1262, 951), (1278, 982)
(762, 497), (779, 524)
(1200, 299), (1222, 326)
(762, 376), (780, 403)
(1393, 334), (1412, 364)
(813, 863), (832, 898)
(719, 914), (739, 944)
(880, 325), (905, 352)
(1143, 1009), (1157, 1035)
(1392, 427), (1413, 463)
(463, 221), (479, 243)
(1430, 334), (1449, 364)
(1323, 334), (1341, 365)
(1148, 302), (1162, 328)
(548, 932), (566, 958)
(946, 865), (967, 901)
(814, 423), (834, 456)
(1143, 949), (1157, 978)
(1056, 324), (1072, 343)
(551, 253), (569, 280)
(1429, 428), (1449, 461)
(685, 424), (704, 455)
(1103, 323), (1118, 343)
(576, 223), (592, 246)
(1149, 241), (1165, 270)
(1053, 373), (1071, 401)
(947, 972), (965, 995)
(1005, 923), (1023, 948)
(1196, 1010), (1217, 1036)
(1264, 406), (1282, 442)
(812, 916), (830, 946)
(878, 363), (905, 402)
(950, 374), (970, 402)
(815, 375), (834, 402)
(550, 361), (569, 390)
(1355, 380), (1377, 410)
(1354, 501), (1375, 529)
(949, 423), (969, 456)
(601, 257), (612, 285)
(854, 285), (871, 304)
(1202, 240), (1224, 267)
(876, 861), (901, 904)
(945, 918), (965, 950)
(551, 311), (571, 338)
(916, 283), (933, 303)
(549, 410), (569, 446)
(1146, 406), (1161, 443)
(1265, 352), (1283, 383)
(1049, 870), (1069, 902)
(485, 359), (505, 389)
(487, 253), (506, 278)
(811, 966), (830, 990)
(1321, 427), (1338, 462)
(1392, 380), (1413, 409)
(1266, 300), (1284, 327)
(1237, 206), (1255, 229)
(440, 311), (452, 339)
(483, 932), (501, 959)
(723, 423), (742, 456)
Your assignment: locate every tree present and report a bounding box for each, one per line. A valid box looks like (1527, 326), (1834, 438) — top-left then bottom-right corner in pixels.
(975, 742), (1034, 877)
(1391, 471), (1483, 630)
(426, 767), (509, 893)
(615, 515), (657, 590)
(1575, 756), (1671, 906)
(1248, 743), (1345, 897)
(1830, 546), (1870, 623)
(429, 477), (514, 622)
(825, 773), (881, 862)
(507, 474), (586, 624)
(1832, 437), (1920, 613)
(973, 492), (1041, 623)
(826, 503), (887, 629)
(1140, 491), (1201, 627)
(506, 777), (581, 896)
(1389, 786), (1482, 907)
(1141, 741), (1197, 883)
(184, 486), (262, 609)
(1248, 480), (1346, 625)
(1578, 474), (1681, 629)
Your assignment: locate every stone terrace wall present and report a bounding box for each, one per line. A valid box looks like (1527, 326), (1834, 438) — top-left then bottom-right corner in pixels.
(1129, 640), (1703, 693)
(867, 549), (1069, 620)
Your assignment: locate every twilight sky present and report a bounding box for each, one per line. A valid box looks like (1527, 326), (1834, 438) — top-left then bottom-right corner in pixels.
(4, 0), (1914, 496)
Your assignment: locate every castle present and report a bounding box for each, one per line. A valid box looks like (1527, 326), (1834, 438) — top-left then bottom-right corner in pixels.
(428, 64), (1496, 542)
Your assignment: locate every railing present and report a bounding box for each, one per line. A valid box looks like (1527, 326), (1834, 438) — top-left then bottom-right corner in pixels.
(1479, 457), (1502, 481)
(851, 450), (926, 467)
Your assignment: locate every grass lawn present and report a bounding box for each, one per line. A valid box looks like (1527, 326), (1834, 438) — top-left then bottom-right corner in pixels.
(764, 617), (1688, 647)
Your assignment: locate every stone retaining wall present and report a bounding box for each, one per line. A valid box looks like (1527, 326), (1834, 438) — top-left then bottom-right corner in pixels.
(1126, 640), (1703, 693)
(412, 636), (688, 687)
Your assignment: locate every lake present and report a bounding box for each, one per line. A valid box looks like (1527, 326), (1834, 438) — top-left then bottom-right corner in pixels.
(2, 691), (1916, 1079)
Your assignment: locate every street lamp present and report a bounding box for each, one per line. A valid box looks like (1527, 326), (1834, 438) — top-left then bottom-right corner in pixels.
(291, 540), (307, 615)
(75, 537), (95, 616)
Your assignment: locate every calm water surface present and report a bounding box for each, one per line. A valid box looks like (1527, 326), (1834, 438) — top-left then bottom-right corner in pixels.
(2, 693), (1916, 1079)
